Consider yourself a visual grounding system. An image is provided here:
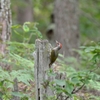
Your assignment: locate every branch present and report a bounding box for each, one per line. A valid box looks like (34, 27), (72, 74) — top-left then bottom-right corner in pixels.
(65, 83), (85, 100)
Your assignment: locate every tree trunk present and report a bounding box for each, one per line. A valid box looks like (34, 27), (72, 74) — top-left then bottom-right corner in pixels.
(0, 1), (19, 100)
(0, 0), (12, 56)
(34, 39), (68, 100)
(54, 0), (79, 57)
(17, 0), (33, 24)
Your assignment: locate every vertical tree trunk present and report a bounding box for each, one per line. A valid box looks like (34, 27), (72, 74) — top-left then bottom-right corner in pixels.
(34, 39), (54, 100)
(0, 0), (12, 56)
(0, 1), (19, 100)
(54, 0), (79, 57)
(17, 0), (33, 24)
(34, 39), (71, 100)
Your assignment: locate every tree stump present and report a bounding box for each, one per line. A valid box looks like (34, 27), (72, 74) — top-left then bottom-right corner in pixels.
(34, 39), (73, 100)
(34, 39), (53, 100)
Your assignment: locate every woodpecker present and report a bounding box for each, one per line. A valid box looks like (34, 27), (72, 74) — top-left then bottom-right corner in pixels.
(49, 41), (62, 68)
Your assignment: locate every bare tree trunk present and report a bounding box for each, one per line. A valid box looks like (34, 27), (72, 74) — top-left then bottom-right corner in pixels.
(0, 0), (12, 56)
(54, 0), (79, 57)
(17, 0), (33, 24)
(0, 1), (19, 100)
(34, 39), (54, 100)
(34, 39), (72, 100)
(0, 0), (12, 70)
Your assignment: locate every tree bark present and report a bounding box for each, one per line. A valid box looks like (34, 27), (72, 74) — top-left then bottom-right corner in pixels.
(0, 0), (12, 56)
(54, 0), (79, 57)
(34, 39), (72, 100)
(0, 1), (19, 100)
(34, 39), (54, 100)
(17, 0), (33, 24)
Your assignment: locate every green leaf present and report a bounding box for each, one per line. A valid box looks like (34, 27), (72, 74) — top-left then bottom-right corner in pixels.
(71, 77), (80, 85)
(65, 81), (74, 94)
(12, 92), (24, 98)
(24, 22), (31, 25)
(23, 24), (29, 32)
(85, 47), (95, 53)
(11, 25), (21, 29)
(54, 79), (65, 86)
(59, 54), (64, 58)
(10, 70), (33, 85)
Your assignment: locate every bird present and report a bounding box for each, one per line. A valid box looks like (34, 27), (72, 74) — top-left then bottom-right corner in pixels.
(49, 41), (62, 68)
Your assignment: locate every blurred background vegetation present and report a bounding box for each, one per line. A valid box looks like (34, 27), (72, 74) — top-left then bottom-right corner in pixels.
(11, 0), (100, 44)
(1, 0), (100, 99)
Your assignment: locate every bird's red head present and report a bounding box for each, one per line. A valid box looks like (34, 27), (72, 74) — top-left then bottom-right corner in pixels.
(56, 41), (62, 49)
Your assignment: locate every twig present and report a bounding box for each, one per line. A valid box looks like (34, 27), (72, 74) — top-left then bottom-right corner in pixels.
(65, 83), (85, 100)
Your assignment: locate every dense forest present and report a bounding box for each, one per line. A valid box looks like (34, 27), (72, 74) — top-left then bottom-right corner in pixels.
(0, 0), (100, 100)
